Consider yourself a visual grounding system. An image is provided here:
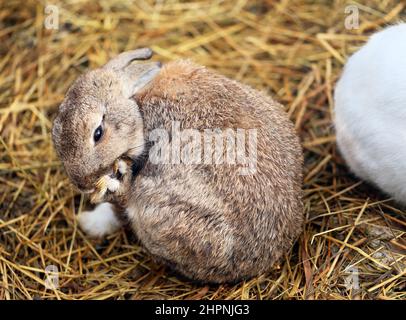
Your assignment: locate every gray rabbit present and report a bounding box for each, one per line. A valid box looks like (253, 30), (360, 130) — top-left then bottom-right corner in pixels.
(52, 48), (303, 283)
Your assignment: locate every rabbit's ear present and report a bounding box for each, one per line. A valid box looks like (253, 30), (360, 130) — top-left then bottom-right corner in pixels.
(103, 48), (153, 71)
(121, 61), (162, 97)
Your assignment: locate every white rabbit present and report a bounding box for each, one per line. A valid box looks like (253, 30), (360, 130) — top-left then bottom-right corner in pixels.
(334, 23), (406, 205)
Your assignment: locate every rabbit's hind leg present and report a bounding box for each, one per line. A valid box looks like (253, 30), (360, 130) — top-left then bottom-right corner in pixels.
(77, 202), (122, 238)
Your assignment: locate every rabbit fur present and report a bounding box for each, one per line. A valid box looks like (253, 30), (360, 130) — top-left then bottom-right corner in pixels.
(52, 49), (304, 283)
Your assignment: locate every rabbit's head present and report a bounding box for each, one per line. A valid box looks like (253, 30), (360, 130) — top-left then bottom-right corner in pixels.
(52, 48), (161, 192)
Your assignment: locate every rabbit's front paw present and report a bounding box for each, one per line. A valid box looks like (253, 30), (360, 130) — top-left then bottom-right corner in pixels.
(118, 159), (128, 174)
(105, 176), (120, 192)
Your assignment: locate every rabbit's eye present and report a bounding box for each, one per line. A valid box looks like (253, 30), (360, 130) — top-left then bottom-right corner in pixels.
(93, 125), (103, 143)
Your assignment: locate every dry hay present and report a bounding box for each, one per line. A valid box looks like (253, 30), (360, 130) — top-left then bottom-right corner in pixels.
(0, 0), (405, 300)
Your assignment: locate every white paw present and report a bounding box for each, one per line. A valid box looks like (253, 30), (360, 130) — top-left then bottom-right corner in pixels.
(77, 202), (121, 238)
(105, 176), (120, 192)
(118, 160), (128, 175)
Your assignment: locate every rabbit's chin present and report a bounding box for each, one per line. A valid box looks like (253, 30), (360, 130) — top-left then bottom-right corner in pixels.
(77, 202), (121, 238)
(82, 188), (95, 194)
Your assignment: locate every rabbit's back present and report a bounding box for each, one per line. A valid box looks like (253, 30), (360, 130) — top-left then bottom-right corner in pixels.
(128, 60), (303, 282)
(334, 24), (406, 204)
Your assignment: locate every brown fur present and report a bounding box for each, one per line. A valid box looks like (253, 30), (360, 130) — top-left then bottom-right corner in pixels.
(52, 52), (304, 283)
(130, 60), (303, 282)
